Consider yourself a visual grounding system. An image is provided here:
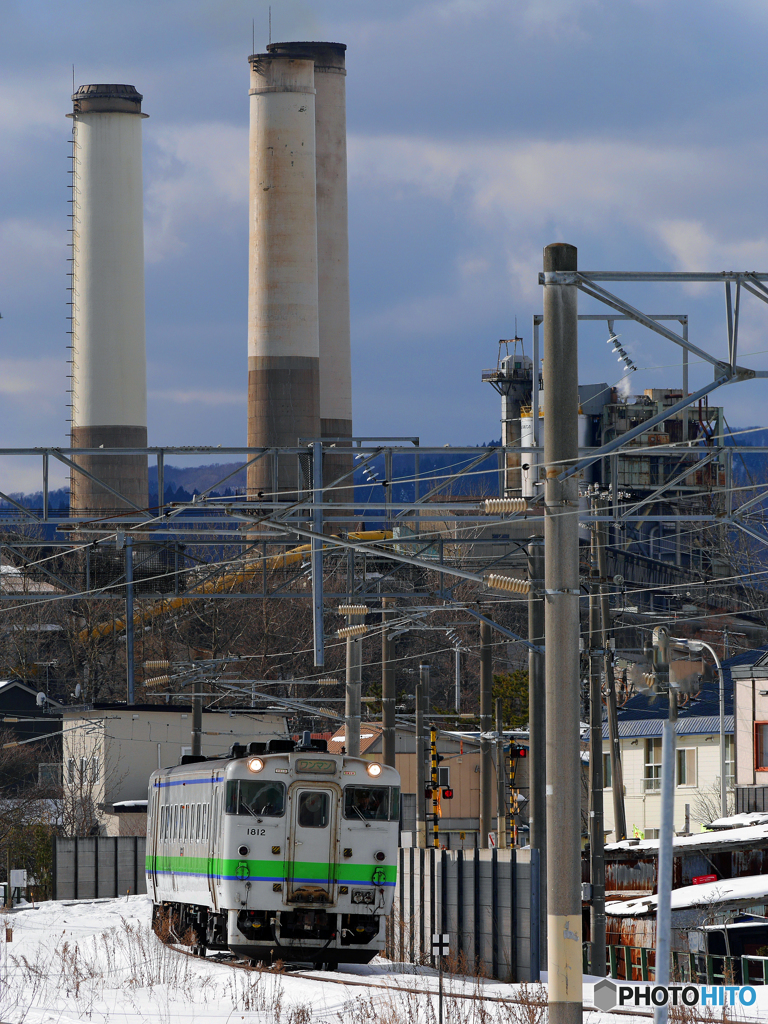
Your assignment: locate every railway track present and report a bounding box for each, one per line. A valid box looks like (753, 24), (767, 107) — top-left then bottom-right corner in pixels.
(166, 943), (687, 1020)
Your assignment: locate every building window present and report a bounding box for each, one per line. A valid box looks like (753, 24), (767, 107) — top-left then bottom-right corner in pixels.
(725, 735), (735, 787)
(755, 723), (768, 771)
(676, 748), (697, 788)
(91, 756), (100, 783)
(603, 753), (612, 790)
(67, 758), (76, 785)
(644, 738), (662, 791)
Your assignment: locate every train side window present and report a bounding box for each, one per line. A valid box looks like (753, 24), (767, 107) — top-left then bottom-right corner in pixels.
(173, 805), (179, 841)
(196, 804), (201, 841)
(390, 787), (400, 821)
(343, 786), (389, 821)
(158, 806), (164, 840)
(202, 803), (208, 842)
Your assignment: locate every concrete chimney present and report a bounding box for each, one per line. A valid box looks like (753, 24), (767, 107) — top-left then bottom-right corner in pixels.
(266, 42), (352, 496)
(68, 84), (149, 515)
(68, 85), (148, 513)
(247, 53), (321, 498)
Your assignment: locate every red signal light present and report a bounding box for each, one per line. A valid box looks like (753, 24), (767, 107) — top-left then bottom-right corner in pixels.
(442, 788), (454, 800)
(424, 787), (433, 799)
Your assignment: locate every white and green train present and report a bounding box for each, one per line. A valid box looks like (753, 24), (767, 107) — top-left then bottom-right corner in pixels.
(146, 735), (400, 968)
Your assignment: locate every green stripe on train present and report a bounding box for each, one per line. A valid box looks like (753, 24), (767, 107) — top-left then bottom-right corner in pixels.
(145, 854), (396, 885)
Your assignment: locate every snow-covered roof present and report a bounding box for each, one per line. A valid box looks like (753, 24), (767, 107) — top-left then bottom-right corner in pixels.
(706, 811), (768, 830)
(606, 874), (768, 917)
(605, 822), (768, 854)
(112, 800), (147, 812)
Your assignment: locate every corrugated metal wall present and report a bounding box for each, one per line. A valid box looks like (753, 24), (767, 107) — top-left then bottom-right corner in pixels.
(389, 847), (539, 982)
(53, 837), (146, 900)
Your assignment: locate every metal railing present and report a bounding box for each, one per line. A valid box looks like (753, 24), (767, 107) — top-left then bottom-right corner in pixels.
(604, 944), (768, 985)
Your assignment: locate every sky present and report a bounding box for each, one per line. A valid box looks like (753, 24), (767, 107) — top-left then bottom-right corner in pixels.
(2, 0), (768, 492)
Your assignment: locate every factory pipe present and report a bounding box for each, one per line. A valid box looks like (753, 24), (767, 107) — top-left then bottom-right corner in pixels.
(247, 52), (320, 498)
(68, 85), (148, 513)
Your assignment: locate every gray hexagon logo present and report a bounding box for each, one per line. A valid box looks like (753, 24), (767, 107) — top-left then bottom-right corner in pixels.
(593, 979), (618, 1011)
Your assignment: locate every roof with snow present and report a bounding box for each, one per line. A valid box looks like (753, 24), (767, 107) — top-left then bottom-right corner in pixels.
(606, 873), (768, 916)
(605, 822), (768, 855)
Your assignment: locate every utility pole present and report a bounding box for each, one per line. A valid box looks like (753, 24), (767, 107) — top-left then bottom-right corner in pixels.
(340, 604), (366, 757)
(416, 663), (429, 848)
(125, 535), (135, 705)
(652, 627), (675, 1024)
(588, 501), (606, 976)
(596, 501), (627, 840)
(495, 697), (507, 848)
(430, 727), (440, 848)
(479, 621), (493, 848)
(542, 241), (582, 1024)
(381, 598), (396, 768)
(527, 534), (546, 959)
(192, 678), (203, 757)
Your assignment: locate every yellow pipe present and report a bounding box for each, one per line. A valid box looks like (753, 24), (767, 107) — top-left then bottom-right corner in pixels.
(77, 531), (392, 643)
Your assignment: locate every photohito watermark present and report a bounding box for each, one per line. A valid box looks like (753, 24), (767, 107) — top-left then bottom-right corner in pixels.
(593, 979), (757, 1012)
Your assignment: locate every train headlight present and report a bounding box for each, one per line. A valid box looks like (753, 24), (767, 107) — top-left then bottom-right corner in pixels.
(248, 757), (264, 773)
(367, 762), (382, 778)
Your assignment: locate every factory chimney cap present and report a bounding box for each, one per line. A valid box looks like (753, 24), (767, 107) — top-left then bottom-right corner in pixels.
(71, 84), (146, 116)
(265, 40), (347, 72)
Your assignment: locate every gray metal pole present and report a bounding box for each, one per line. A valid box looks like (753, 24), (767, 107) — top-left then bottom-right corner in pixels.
(542, 242), (582, 1023)
(527, 534), (546, 963)
(597, 507), (627, 840)
(496, 697), (507, 849)
(454, 646), (461, 713)
(125, 535), (135, 705)
(479, 620), (493, 849)
(345, 614), (362, 757)
(588, 510), (606, 976)
(416, 663), (429, 848)
(382, 598), (396, 768)
(311, 441), (325, 668)
(192, 681), (202, 757)
(654, 689), (677, 1024)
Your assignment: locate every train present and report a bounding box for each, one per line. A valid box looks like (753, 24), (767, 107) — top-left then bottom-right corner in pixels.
(145, 734), (400, 968)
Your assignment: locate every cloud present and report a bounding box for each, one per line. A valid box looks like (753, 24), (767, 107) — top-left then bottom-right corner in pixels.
(148, 388), (243, 406)
(0, 358), (62, 398)
(144, 122), (247, 261)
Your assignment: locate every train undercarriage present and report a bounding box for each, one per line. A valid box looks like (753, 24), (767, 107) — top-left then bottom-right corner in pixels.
(152, 901), (382, 969)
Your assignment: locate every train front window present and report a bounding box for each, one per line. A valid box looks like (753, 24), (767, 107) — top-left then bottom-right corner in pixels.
(226, 780), (285, 817)
(343, 786), (390, 821)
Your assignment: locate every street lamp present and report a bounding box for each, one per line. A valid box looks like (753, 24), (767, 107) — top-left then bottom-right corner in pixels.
(671, 637), (726, 818)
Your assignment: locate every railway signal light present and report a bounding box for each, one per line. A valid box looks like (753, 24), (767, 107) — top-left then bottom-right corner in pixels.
(442, 788), (453, 800)
(509, 745), (528, 758)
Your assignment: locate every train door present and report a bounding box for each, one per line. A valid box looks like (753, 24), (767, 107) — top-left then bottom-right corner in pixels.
(286, 785), (337, 904)
(148, 784), (160, 899)
(207, 779), (220, 910)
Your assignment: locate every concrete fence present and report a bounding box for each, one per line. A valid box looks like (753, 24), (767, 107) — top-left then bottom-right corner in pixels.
(53, 837), (146, 900)
(388, 846), (540, 982)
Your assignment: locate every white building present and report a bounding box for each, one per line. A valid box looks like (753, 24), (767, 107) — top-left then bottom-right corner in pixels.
(61, 703), (287, 835)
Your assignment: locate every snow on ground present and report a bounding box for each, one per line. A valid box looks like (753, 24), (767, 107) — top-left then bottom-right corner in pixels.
(0, 896), (766, 1022)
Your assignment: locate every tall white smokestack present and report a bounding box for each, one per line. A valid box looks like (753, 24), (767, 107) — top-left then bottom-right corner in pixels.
(266, 42), (352, 492)
(68, 84), (148, 513)
(247, 53), (320, 497)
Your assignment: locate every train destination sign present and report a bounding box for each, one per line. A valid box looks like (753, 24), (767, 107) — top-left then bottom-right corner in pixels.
(295, 758), (337, 774)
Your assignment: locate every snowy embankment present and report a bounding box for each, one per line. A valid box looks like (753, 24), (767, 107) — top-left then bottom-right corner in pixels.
(0, 895), (766, 1023)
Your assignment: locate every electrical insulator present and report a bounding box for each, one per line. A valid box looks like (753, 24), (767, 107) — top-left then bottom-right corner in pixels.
(337, 623), (368, 639)
(337, 604), (368, 617)
(484, 498), (528, 514)
(143, 660), (171, 671)
(317, 678), (339, 687)
(144, 675), (170, 688)
(485, 574), (531, 594)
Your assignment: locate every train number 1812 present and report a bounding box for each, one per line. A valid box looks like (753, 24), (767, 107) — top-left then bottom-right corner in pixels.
(247, 828), (266, 836)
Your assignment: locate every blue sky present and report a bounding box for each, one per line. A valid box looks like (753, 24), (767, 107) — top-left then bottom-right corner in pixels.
(2, 0), (768, 491)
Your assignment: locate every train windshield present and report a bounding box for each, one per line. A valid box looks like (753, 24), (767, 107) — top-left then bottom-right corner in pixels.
(226, 780), (286, 817)
(343, 786), (399, 821)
